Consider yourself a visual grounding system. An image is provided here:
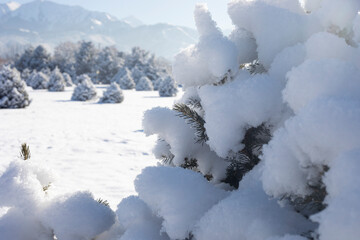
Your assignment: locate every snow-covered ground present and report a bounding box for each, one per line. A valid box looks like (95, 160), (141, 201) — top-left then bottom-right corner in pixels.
(0, 85), (178, 208)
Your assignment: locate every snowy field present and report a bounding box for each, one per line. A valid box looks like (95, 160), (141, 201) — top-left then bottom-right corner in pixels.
(0, 86), (179, 208)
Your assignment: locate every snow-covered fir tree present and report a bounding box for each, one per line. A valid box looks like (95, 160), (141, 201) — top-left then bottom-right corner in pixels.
(48, 67), (66, 92)
(95, 46), (124, 84)
(135, 76), (153, 91)
(113, 2), (360, 240)
(30, 72), (49, 90)
(158, 76), (178, 97)
(131, 66), (144, 84)
(71, 75), (97, 101)
(99, 82), (124, 104)
(153, 77), (163, 91)
(53, 41), (78, 73)
(14, 46), (34, 72)
(62, 72), (73, 87)
(21, 68), (31, 81)
(118, 70), (136, 90)
(0, 66), (30, 109)
(29, 45), (51, 71)
(25, 70), (37, 86)
(75, 41), (97, 76)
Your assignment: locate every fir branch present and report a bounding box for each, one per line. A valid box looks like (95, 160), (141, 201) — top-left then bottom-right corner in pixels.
(213, 69), (233, 86)
(186, 98), (203, 110)
(173, 103), (208, 144)
(20, 143), (31, 160)
(223, 124), (271, 188)
(180, 158), (198, 170)
(97, 198), (110, 207)
(161, 154), (175, 165)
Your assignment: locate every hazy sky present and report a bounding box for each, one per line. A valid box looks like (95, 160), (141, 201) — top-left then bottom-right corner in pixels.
(1, 0), (233, 30)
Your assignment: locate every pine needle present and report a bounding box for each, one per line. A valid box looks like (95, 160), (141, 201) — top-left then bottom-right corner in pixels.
(173, 103), (208, 144)
(20, 143), (31, 160)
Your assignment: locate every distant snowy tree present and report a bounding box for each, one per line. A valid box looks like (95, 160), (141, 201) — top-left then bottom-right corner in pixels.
(30, 72), (49, 90)
(71, 75), (97, 101)
(53, 41), (78, 73)
(40, 67), (52, 77)
(0, 66), (30, 109)
(14, 46), (34, 72)
(62, 72), (73, 87)
(96, 46), (123, 84)
(75, 41), (97, 76)
(158, 76), (178, 97)
(48, 68), (66, 92)
(118, 71), (136, 90)
(99, 82), (124, 104)
(136, 76), (153, 91)
(153, 77), (164, 91)
(25, 70), (37, 86)
(74, 74), (91, 85)
(125, 47), (150, 70)
(29, 45), (51, 71)
(131, 66), (144, 84)
(21, 68), (31, 81)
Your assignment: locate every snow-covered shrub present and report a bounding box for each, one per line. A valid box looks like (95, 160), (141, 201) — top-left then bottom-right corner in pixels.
(158, 76), (178, 97)
(0, 66), (30, 109)
(135, 76), (153, 91)
(71, 75), (97, 101)
(153, 77), (163, 91)
(30, 72), (49, 90)
(62, 72), (73, 87)
(25, 70), (37, 86)
(48, 68), (66, 92)
(21, 68), (31, 81)
(115, 1), (360, 240)
(99, 83), (124, 104)
(118, 70), (136, 90)
(0, 150), (116, 240)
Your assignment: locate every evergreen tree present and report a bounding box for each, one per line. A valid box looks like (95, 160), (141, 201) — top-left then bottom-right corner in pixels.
(118, 70), (136, 90)
(29, 45), (51, 71)
(30, 72), (49, 90)
(71, 75), (97, 101)
(153, 77), (163, 91)
(96, 46), (123, 84)
(62, 72), (73, 87)
(21, 68), (31, 82)
(158, 76), (178, 97)
(131, 66), (144, 84)
(48, 67), (66, 92)
(135, 76), (153, 91)
(75, 41), (97, 76)
(0, 66), (30, 109)
(53, 41), (78, 73)
(14, 46), (34, 72)
(99, 82), (124, 104)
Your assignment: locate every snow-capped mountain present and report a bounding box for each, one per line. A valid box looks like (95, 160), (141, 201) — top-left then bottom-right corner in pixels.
(0, 1), (20, 17)
(0, 0), (198, 59)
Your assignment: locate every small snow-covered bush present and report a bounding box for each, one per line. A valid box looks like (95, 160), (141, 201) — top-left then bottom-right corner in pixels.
(153, 77), (164, 91)
(158, 76), (178, 97)
(71, 75), (97, 101)
(0, 66), (30, 109)
(0, 147), (116, 240)
(118, 71), (136, 90)
(99, 82), (124, 104)
(25, 70), (37, 86)
(30, 72), (49, 90)
(135, 76), (153, 91)
(62, 72), (73, 87)
(48, 68), (66, 92)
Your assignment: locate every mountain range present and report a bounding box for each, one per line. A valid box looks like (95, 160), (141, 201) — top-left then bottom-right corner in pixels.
(0, 0), (198, 59)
